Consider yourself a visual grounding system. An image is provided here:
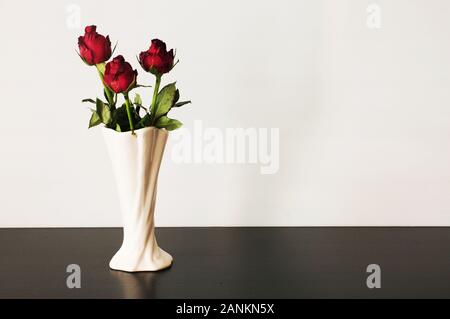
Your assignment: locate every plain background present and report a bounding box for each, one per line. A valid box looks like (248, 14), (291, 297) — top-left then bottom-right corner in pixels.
(1, 0), (450, 227)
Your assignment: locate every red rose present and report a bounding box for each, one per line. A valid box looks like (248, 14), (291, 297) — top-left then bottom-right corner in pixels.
(103, 55), (137, 93)
(139, 39), (174, 76)
(78, 25), (112, 65)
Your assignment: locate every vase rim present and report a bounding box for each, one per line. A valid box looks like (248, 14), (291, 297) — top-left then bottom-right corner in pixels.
(102, 126), (168, 136)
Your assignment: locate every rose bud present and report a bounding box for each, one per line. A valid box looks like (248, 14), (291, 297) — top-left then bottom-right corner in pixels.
(103, 55), (138, 93)
(139, 39), (175, 76)
(78, 25), (112, 65)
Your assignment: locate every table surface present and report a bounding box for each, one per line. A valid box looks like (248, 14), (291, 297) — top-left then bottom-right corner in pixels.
(0, 227), (449, 298)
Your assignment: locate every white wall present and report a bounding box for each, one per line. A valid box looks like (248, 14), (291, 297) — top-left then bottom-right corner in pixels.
(1, 0), (450, 227)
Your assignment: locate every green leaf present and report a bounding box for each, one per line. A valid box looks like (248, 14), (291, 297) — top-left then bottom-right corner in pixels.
(154, 82), (177, 119)
(114, 105), (131, 131)
(96, 98), (112, 125)
(155, 116), (182, 131)
(115, 123), (121, 132)
(82, 98), (96, 104)
(103, 88), (114, 107)
(112, 42), (118, 55)
(88, 110), (102, 128)
(134, 93), (142, 106)
(173, 100), (191, 108)
(136, 113), (152, 129)
(133, 93), (142, 116)
(113, 104), (138, 132)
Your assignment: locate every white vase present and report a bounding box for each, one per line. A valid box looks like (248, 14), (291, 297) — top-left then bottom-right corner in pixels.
(103, 126), (173, 272)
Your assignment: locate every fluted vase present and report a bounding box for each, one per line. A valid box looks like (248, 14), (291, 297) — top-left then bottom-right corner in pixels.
(103, 126), (173, 272)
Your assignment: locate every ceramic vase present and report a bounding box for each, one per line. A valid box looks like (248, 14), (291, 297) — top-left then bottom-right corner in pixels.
(103, 126), (173, 272)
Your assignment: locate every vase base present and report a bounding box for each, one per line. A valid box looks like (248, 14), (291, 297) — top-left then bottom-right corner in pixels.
(109, 247), (173, 272)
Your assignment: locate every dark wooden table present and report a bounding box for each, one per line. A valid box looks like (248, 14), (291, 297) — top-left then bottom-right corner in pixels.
(0, 227), (449, 298)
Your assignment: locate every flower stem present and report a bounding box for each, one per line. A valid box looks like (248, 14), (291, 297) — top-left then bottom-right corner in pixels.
(150, 75), (161, 125)
(95, 63), (114, 106)
(124, 93), (135, 135)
